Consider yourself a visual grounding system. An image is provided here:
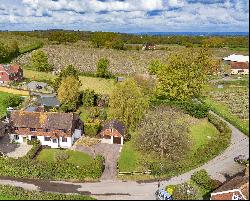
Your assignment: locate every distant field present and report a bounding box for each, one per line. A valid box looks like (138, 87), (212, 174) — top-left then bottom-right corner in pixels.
(24, 69), (115, 94)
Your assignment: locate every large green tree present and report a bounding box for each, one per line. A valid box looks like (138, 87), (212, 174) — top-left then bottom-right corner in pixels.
(30, 50), (52, 72)
(108, 78), (148, 137)
(57, 76), (81, 112)
(96, 58), (112, 78)
(155, 48), (216, 101)
(53, 64), (79, 90)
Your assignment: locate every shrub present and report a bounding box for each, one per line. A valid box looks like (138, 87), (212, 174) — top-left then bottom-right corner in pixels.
(82, 89), (97, 107)
(54, 151), (69, 162)
(84, 122), (101, 137)
(172, 183), (198, 200)
(25, 140), (41, 159)
(96, 58), (112, 78)
(191, 169), (217, 191)
(178, 101), (209, 118)
(3, 95), (23, 108)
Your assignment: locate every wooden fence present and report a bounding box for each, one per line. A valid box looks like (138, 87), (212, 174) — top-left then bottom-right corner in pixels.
(118, 170), (152, 176)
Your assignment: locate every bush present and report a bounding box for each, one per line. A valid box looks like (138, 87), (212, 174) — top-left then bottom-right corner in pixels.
(54, 151), (69, 162)
(82, 89), (97, 107)
(191, 169), (217, 191)
(84, 122), (101, 137)
(172, 182), (198, 200)
(3, 95), (23, 108)
(96, 58), (112, 78)
(25, 140), (41, 159)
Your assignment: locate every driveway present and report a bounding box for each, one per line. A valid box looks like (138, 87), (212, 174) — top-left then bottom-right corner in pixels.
(0, 135), (32, 158)
(72, 143), (121, 180)
(0, 114), (248, 200)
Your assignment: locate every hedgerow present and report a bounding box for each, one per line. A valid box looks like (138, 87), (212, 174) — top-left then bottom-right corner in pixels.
(0, 185), (95, 200)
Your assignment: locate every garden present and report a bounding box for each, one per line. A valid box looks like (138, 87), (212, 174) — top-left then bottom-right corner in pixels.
(118, 105), (231, 180)
(203, 79), (249, 135)
(0, 141), (104, 181)
(0, 185), (94, 200)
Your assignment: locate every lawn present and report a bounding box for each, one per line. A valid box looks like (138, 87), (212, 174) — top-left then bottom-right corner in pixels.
(0, 185), (94, 200)
(118, 118), (222, 180)
(24, 69), (115, 94)
(37, 149), (94, 167)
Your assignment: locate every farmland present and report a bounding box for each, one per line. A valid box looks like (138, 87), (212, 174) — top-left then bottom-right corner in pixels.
(204, 79), (249, 135)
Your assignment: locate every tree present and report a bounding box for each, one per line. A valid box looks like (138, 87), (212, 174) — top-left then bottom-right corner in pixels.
(57, 76), (81, 112)
(136, 105), (190, 160)
(108, 78), (148, 137)
(96, 58), (112, 78)
(3, 95), (23, 107)
(155, 48), (216, 101)
(30, 50), (52, 72)
(53, 64), (79, 90)
(82, 89), (96, 107)
(147, 60), (165, 75)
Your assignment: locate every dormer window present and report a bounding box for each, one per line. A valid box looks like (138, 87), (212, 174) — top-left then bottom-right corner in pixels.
(14, 127), (18, 131)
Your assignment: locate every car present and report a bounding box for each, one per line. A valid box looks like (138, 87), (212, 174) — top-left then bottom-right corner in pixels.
(234, 155), (248, 164)
(155, 189), (173, 200)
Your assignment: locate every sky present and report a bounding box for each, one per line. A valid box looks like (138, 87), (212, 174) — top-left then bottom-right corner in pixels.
(0, 0), (249, 32)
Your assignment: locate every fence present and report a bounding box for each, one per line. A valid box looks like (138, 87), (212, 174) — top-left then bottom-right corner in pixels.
(118, 170), (152, 176)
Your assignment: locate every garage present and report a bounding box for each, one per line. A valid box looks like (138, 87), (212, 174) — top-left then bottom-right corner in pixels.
(113, 137), (121, 144)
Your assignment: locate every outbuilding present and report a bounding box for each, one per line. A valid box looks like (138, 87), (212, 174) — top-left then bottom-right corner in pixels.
(100, 120), (125, 145)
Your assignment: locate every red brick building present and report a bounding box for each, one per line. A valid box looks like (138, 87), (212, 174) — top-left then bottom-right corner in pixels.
(0, 64), (23, 84)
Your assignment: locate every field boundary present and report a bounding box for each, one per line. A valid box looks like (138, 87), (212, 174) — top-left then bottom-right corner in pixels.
(0, 86), (29, 96)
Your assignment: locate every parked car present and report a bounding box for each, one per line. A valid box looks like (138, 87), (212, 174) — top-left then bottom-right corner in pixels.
(155, 189), (173, 200)
(234, 155), (248, 164)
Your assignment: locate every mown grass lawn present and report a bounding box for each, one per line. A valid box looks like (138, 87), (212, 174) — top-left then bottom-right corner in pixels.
(118, 118), (220, 179)
(37, 149), (94, 166)
(24, 69), (115, 94)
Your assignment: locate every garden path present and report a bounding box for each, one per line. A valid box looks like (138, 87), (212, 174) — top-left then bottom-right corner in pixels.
(0, 113), (248, 200)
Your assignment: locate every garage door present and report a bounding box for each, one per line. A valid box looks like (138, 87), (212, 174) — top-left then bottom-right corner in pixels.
(113, 137), (121, 144)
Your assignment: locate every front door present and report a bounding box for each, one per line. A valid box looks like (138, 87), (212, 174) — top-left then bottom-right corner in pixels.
(113, 137), (121, 144)
(23, 137), (27, 143)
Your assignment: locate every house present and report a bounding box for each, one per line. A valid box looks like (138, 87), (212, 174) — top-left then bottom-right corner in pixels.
(100, 120), (125, 145)
(116, 77), (125, 82)
(142, 42), (156, 50)
(222, 54), (249, 75)
(0, 64), (23, 84)
(9, 111), (83, 148)
(37, 95), (60, 108)
(0, 122), (5, 137)
(210, 167), (249, 200)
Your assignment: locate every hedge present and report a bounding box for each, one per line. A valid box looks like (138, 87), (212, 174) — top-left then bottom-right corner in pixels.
(0, 185), (95, 200)
(0, 154), (104, 181)
(25, 139), (42, 159)
(191, 169), (218, 191)
(150, 98), (209, 118)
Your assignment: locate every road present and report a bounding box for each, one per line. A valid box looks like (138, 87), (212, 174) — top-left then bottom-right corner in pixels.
(0, 113), (248, 200)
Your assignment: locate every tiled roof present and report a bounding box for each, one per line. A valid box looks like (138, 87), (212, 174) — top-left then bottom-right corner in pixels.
(10, 111), (75, 131)
(231, 62), (249, 69)
(0, 64), (21, 74)
(102, 120), (125, 137)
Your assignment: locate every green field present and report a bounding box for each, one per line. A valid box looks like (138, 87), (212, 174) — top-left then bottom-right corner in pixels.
(118, 118), (219, 176)
(24, 69), (115, 94)
(37, 149), (94, 166)
(0, 185), (94, 200)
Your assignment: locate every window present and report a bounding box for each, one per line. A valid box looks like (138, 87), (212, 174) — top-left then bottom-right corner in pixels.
(14, 127), (18, 131)
(44, 128), (50, 132)
(52, 139), (57, 143)
(30, 128), (36, 132)
(14, 135), (19, 140)
(31, 136), (37, 141)
(44, 136), (51, 141)
(62, 137), (67, 142)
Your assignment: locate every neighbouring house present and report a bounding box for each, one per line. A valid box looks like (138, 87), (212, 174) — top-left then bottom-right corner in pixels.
(116, 77), (125, 82)
(142, 42), (156, 50)
(223, 54), (249, 75)
(100, 120), (125, 145)
(0, 64), (23, 84)
(0, 122), (5, 137)
(210, 167), (249, 200)
(9, 111), (83, 148)
(37, 95), (60, 108)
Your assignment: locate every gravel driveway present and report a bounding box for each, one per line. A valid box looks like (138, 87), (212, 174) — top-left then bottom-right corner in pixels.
(72, 143), (121, 180)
